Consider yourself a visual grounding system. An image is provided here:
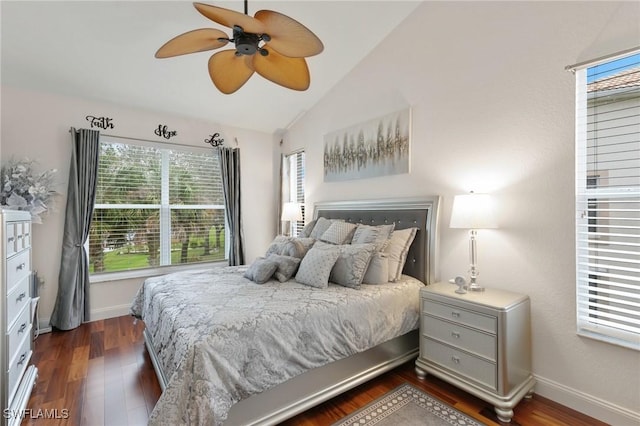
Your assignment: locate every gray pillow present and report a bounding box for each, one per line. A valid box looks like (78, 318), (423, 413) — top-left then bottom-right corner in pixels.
(244, 257), (278, 284)
(325, 242), (376, 289)
(309, 217), (342, 239)
(267, 254), (301, 282)
(384, 227), (418, 282)
(265, 235), (291, 256)
(280, 237), (316, 258)
(320, 221), (357, 245)
(300, 219), (317, 238)
(351, 223), (395, 249)
(295, 245), (341, 288)
(362, 252), (390, 284)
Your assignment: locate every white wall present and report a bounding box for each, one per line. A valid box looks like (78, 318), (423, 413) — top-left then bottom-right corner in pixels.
(283, 1), (640, 423)
(0, 86), (275, 324)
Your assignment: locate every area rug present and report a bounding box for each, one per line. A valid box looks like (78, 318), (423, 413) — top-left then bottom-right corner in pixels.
(332, 383), (487, 426)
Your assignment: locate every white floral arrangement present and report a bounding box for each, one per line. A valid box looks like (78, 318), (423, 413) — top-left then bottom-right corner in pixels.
(1, 158), (57, 224)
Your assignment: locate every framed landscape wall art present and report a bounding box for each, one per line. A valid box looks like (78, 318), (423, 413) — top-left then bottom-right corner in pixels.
(323, 108), (411, 182)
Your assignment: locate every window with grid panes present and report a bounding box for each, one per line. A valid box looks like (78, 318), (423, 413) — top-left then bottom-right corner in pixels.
(572, 50), (640, 350)
(89, 137), (226, 274)
(285, 151), (305, 236)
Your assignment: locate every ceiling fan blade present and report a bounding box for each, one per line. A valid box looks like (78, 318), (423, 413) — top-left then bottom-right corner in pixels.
(194, 2), (265, 34)
(155, 28), (229, 58)
(252, 48), (310, 91)
(254, 10), (323, 58)
(208, 50), (255, 94)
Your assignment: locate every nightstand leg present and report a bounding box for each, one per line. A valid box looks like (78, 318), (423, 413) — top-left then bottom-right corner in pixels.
(414, 365), (427, 380)
(495, 407), (513, 423)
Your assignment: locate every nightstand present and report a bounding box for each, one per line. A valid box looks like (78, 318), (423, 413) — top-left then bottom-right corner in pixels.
(415, 282), (535, 423)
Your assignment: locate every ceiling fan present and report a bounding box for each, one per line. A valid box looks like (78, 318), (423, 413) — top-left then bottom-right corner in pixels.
(156, 1), (324, 94)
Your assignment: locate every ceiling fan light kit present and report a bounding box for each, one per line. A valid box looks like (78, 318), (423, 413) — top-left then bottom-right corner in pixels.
(156, 1), (324, 94)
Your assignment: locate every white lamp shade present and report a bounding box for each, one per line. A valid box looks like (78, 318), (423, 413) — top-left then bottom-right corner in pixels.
(450, 193), (498, 229)
(281, 202), (303, 221)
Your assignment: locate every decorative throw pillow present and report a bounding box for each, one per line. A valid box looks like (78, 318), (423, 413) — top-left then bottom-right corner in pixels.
(300, 219), (317, 238)
(280, 237), (316, 258)
(243, 257), (278, 284)
(320, 221), (358, 245)
(265, 235), (291, 257)
(384, 227), (418, 282)
(295, 245), (341, 288)
(267, 254), (301, 282)
(324, 243), (376, 289)
(362, 252), (390, 284)
(309, 217), (342, 239)
(351, 223), (396, 250)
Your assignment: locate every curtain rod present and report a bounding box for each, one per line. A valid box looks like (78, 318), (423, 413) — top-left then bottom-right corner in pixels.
(565, 45), (640, 72)
(69, 129), (239, 148)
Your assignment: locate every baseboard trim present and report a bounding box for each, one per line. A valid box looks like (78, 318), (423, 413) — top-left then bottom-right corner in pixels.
(89, 304), (132, 321)
(534, 374), (640, 425)
(38, 304), (131, 334)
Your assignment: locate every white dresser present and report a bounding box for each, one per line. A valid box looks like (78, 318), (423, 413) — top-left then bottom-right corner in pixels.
(415, 282), (535, 423)
(1, 209), (37, 426)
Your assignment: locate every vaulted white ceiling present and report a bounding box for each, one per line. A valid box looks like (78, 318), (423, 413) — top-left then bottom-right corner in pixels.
(1, 1), (421, 134)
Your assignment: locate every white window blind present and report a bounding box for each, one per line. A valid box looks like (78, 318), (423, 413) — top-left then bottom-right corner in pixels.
(90, 137), (226, 274)
(284, 151), (306, 236)
(574, 50), (640, 350)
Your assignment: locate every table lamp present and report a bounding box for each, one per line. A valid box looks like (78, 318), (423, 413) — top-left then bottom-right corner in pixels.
(449, 192), (497, 291)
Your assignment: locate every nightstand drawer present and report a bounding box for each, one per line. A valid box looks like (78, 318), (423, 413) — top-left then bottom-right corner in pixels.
(422, 337), (497, 391)
(423, 299), (496, 333)
(422, 315), (496, 360)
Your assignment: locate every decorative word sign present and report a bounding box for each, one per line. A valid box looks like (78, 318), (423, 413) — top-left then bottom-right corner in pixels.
(155, 124), (178, 139)
(204, 133), (225, 147)
(86, 115), (114, 130)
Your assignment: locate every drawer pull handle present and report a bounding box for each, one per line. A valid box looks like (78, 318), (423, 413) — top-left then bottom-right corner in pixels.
(451, 311), (461, 318)
(451, 331), (461, 338)
(8, 237), (15, 242)
(16, 293), (26, 303)
(16, 263), (26, 271)
(17, 235), (23, 240)
(17, 353), (27, 366)
(451, 356), (460, 364)
(24, 233), (30, 237)
(18, 323), (27, 334)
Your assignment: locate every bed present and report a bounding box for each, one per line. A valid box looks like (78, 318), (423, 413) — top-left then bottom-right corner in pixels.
(131, 197), (440, 425)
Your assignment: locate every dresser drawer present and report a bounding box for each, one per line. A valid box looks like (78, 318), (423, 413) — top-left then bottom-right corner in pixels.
(422, 315), (497, 361)
(7, 333), (32, 404)
(423, 299), (497, 334)
(7, 304), (31, 362)
(422, 337), (497, 391)
(17, 221), (31, 250)
(6, 222), (17, 257)
(6, 275), (30, 328)
(7, 249), (30, 292)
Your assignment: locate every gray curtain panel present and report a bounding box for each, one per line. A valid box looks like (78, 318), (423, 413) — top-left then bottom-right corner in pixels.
(50, 128), (100, 330)
(218, 147), (245, 266)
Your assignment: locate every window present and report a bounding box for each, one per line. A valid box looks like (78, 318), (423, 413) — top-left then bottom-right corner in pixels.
(89, 137), (226, 274)
(572, 50), (640, 350)
(283, 150), (306, 236)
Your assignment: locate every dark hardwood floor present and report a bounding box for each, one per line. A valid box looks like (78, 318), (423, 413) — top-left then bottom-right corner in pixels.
(23, 316), (607, 426)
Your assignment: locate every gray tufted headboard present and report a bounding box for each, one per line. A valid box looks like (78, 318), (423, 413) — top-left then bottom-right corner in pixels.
(314, 197), (440, 285)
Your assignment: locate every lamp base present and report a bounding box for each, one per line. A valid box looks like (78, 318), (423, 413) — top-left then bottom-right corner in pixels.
(467, 282), (485, 292)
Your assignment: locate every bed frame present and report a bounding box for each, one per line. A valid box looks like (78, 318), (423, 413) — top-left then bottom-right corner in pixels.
(143, 197), (440, 425)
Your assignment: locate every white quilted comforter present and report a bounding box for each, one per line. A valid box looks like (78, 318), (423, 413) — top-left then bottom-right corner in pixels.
(131, 266), (422, 425)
